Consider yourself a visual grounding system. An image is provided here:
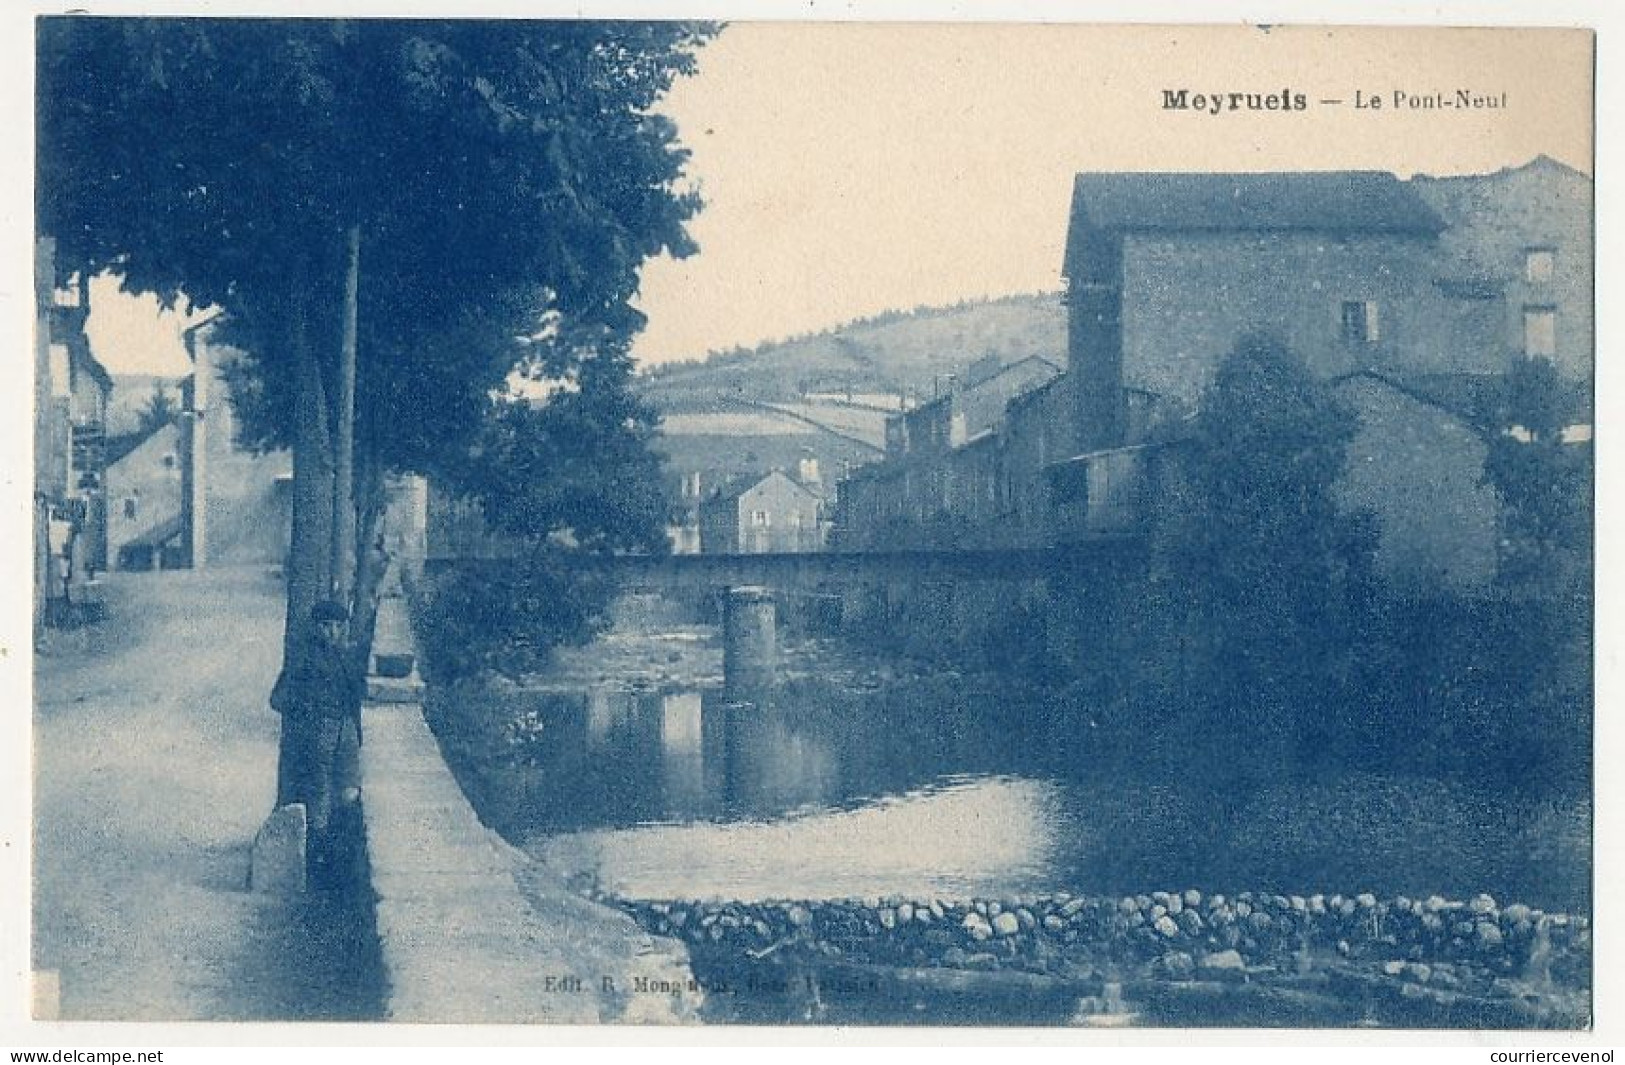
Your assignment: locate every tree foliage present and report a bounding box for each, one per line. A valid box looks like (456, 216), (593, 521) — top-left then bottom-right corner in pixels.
(1482, 356), (1592, 590)
(136, 382), (178, 436)
(39, 18), (712, 809)
(39, 17), (711, 474)
(1174, 332), (1369, 748)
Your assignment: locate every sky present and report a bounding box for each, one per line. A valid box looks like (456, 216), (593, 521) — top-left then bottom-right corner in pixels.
(77, 22), (1593, 375)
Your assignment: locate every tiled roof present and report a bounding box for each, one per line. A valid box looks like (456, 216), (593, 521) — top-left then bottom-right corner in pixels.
(1065, 171), (1445, 276)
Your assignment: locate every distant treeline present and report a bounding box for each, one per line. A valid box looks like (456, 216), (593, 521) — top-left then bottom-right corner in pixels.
(638, 291), (1065, 378)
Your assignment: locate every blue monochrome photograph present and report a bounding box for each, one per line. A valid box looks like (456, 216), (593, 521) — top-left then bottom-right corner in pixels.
(29, 19), (1594, 1029)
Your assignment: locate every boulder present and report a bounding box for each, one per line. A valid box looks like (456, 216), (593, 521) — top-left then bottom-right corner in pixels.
(1153, 951), (1195, 981)
(248, 804), (307, 895)
(1199, 949), (1247, 976)
(992, 912), (1021, 937)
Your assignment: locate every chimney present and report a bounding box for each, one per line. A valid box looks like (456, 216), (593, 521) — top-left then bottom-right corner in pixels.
(797, 455), (821, 488)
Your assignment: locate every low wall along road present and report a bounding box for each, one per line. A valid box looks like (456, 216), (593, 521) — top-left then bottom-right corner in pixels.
(359, 591), (700, 1024)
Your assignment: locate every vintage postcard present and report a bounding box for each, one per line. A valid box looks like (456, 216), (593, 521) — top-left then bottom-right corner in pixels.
(21, 14), (1597, 1039)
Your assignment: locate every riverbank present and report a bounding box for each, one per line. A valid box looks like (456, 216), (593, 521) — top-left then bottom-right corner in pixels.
(607, 889), (1590, 1027)
(421, 590), (1590, 1026)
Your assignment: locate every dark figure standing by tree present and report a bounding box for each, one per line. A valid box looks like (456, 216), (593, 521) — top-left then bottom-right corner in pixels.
(271, 600), (365, 887)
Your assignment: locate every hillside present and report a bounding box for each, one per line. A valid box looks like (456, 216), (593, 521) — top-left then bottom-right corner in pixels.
(638, 292), (1066, 406)
(639, 293), (1068, 497)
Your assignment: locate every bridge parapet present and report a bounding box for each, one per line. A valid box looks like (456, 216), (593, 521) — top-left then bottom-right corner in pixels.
(426, 539), (1142, 592)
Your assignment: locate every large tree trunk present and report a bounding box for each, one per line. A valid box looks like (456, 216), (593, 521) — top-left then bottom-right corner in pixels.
(277, 298), (336, 807)
(331, 224), (361, 607)
(349, 439), (391, 677)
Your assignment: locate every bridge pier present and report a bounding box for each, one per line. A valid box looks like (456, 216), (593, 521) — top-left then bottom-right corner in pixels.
(723, 586), (777, 699)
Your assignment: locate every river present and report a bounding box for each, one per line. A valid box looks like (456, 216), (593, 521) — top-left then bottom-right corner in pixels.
(436, 612), (1589, 917)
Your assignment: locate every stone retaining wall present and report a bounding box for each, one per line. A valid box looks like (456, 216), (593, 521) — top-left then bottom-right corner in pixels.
(359, 593), (700, 1024)
(611, 889), (1591, 1026)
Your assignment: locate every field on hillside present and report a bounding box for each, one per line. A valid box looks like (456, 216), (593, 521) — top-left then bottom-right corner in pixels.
(640, 293), (1066, 404)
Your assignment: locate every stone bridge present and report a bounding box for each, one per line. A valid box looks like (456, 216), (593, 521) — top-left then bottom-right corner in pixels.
(428, 538), (1140, 592)
(427, 538), (1143, 694)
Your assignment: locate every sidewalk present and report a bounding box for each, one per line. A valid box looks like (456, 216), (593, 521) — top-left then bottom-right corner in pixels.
(32, 566), (382, 1021)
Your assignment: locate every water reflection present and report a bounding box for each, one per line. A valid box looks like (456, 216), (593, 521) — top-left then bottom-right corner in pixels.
(487, 678), (1587, 911)
(502, 683), (1015, 833)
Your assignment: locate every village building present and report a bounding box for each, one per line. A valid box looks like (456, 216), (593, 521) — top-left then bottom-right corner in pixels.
(99, 321), (296, 573)
(698, 463), (828, 554)
(834, 160), (1593, 591)
(885, 355), (1062, 458)
(34, 237), (113, 629)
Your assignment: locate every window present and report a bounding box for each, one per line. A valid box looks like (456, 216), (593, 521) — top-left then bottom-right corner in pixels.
(1524, 307), (1557, 358)
(1525, 248), (1556, 284)
(1340, 301), (1380, 345)
(750, 510), (770, 528)
(49, 344), (71, 398)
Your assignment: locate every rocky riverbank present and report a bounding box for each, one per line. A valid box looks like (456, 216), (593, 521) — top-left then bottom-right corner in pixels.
(607, 889), (1590, 1026)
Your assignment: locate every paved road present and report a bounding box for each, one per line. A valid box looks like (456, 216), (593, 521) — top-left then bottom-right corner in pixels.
(33, 566), (382, 1021)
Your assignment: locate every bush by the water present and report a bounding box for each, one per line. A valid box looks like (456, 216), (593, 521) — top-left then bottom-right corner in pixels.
(413, 556), (618, 683)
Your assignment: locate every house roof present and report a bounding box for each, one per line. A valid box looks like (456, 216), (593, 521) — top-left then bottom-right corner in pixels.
(1065, 171), (1445, 276)
(1335, 367), (1591, 435)
(1331, 369), (1503, 435)
(1410, 154), (1590, 188)
(908, 355), (1064, 417)
(704, 468), (823, 507)
(120, 513), (184, 550)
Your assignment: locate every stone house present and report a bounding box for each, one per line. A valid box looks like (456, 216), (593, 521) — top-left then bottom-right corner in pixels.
(1331, 372), (1502, 590)
(1057, 165), (1590, 590)
(34, 237), (112, 626)
(840, 357), (1066, 550)
(886, 355), (1061, 458)
(1061, 169), (1508, 450)
(104, 333), (293, 571)
(106, 419), (186, 570)
(835, 161), (1591, 592)
(1411, 156), (1593, 386)
(699, 469), (827, 554)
